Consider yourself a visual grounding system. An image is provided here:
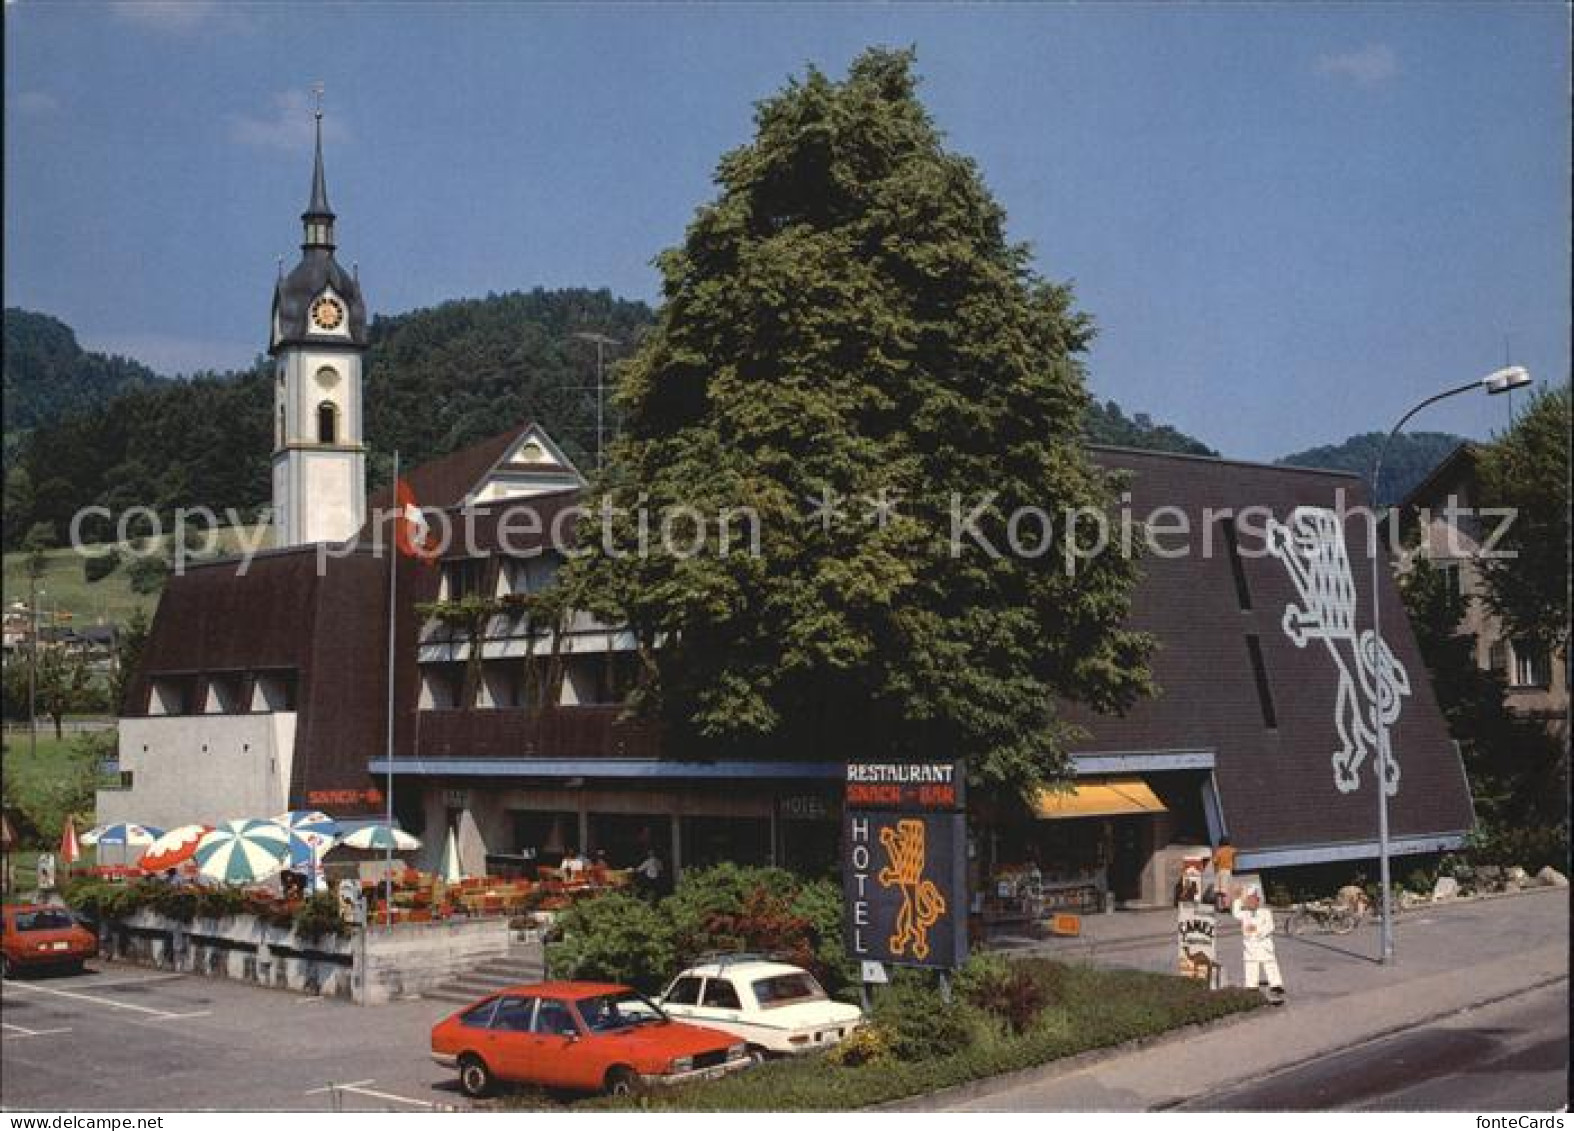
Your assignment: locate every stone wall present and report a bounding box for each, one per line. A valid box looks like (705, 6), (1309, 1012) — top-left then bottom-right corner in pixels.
(100, 909), (508, 1005)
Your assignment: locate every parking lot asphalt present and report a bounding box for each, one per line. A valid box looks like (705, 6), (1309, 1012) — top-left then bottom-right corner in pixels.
(1, 962), (470, 1111)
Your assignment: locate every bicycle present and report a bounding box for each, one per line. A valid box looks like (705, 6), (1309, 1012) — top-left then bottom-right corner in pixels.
(1283, 899), (1362, 936)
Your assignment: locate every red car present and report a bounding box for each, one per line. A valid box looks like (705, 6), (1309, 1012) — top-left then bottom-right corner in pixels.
(430, 981), (752, 1097)
(0, 904), (97, 977)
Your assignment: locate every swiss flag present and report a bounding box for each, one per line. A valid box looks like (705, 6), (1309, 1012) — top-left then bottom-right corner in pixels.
(395, 478), (441, 563)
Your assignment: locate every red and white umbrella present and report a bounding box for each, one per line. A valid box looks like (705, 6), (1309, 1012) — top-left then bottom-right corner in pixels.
(139, 824), (214, 873)
(59, 816), (81, 866)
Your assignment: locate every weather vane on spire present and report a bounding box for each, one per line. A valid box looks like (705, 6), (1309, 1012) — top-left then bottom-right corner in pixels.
(310, 80), (325, 120)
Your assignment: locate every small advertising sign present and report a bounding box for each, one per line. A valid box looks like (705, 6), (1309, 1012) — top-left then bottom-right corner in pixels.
(1175, 856), (1220, 986)
(843, 761), (968, 971)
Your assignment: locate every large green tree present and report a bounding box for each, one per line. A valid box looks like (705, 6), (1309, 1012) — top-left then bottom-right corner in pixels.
(1476, 385), (1570, 656)
(566, 49), (1152, 795)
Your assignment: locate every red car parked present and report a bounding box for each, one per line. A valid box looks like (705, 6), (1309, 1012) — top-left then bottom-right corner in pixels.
(430, 981), (751, 1097)
(0, 904), (97, 977)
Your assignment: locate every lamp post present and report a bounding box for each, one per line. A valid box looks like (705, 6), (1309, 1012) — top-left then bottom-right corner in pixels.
(1370, 364), (1531, 964)
(572, 332), (621, 473)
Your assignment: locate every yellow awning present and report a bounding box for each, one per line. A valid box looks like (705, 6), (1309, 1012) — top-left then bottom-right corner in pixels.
(1033, 777), (1168, 820)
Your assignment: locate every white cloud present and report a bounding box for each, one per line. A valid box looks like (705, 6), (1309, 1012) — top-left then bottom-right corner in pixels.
(229, 89), (349, 154)
(110, 1), (221, 33)
(1315, 43), (1399, 87)
(13, 90), (61, 116)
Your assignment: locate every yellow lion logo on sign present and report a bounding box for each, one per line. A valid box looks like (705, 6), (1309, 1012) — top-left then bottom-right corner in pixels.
(878, 818), (946, 960)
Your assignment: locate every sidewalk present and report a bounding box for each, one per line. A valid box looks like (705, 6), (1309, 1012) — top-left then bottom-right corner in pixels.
(909, 886), (1568, 1110)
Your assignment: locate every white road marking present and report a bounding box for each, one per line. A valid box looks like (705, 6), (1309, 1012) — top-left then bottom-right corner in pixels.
(305, 1079), (375, 1093)
(305, 1080), (434, 1108)
(2, 977), (199, 1019)
(2, 1021), (73, 1039)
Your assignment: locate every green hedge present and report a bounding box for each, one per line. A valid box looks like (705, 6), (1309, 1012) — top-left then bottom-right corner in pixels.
(547, 863), (856, 997)
(575, 956), (1262, 1111)
(64, 877), (349, 940)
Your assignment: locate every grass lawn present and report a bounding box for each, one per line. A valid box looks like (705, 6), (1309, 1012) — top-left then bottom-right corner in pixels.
(2, 524), (268, 627)
(569, 960), (1265, 1112)
(4, 733), (84, 800)
(2, 731), (109, 871)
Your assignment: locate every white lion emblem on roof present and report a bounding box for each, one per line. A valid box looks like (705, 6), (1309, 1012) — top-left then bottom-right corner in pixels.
(1267, 506), (1410, 797)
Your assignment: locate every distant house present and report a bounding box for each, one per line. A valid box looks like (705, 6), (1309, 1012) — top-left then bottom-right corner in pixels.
(1396, 442), (1569, 741)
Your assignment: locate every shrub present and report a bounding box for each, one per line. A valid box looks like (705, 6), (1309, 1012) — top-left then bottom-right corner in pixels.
(960, 957), (1055, 1034)
(825, 1022), (893, 1067)
(83, 549), (121, 583)
(665, 863), (854, 996)
(292, 892), (350, 940)
(870, 975), (980, 1061)
(125, 554), (170, 595)
(547, 892), (675, 992)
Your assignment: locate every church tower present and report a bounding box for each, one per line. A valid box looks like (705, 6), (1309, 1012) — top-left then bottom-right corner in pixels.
(269, 100), (368, 548)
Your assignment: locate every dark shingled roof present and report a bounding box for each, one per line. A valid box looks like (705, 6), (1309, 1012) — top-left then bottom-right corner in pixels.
(127, 440), (1474, 851)
(361, 422), (540, 525)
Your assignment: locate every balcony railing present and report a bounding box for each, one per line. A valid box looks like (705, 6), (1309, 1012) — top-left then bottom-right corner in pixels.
(414, 705), (662, 761)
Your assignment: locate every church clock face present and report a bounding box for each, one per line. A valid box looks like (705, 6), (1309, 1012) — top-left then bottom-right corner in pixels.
(311, 295), (345, 331)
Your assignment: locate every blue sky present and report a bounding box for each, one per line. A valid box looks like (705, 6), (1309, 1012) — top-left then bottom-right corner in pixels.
(4, 2), (1567, 460)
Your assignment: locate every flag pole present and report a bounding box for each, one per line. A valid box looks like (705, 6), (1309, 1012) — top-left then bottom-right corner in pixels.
(384, 450), (398, 927)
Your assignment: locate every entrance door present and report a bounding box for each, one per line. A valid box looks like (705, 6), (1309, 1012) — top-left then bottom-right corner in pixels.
(1109, 817), (1147, 903)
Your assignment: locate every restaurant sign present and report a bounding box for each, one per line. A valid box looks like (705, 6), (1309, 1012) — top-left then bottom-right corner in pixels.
(843, 761), (968, 971)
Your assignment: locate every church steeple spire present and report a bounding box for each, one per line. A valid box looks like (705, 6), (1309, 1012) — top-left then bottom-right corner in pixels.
(301, 84), (334, 250)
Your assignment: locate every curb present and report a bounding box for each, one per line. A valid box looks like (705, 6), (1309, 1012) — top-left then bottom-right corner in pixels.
(886, 969), (1569, 1113)
(874, 1006), (1266, 1112)
(1000, 883), (1565, 960)
(1153, 972), (1571, 1111)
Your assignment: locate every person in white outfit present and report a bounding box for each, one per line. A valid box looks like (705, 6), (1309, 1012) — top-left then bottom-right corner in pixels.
(1232, 885), (1285, 1001)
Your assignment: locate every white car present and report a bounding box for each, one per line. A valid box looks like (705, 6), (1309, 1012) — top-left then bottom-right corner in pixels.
(658, 956), (863, 1057)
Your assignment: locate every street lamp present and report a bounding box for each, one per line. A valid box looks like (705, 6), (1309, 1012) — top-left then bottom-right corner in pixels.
(572, 332), (621, 473)
(1370, 364), (1531, 965)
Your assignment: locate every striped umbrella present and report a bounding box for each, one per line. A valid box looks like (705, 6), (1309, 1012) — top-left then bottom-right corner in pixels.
(82, 823), (164, 847)
(337, 824), (421, 852)
(274, 810), (340, 834)
(139, 824), (214, 873)
(194, 820), (291, 885)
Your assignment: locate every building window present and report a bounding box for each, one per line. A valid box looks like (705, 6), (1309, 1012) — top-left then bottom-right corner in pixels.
(277, 405), (286, 446)
(441, 558), (486, 601)
(1434, 559), (1464, 603)
(203, 673), (249, 714)
(148, 675), (195, 716)
(500, 554), (559, 597)
(1488, 639), (1510, 679)
(250, 670), (298, 711)
(1220, 517), (1252, 611)
(316, 401), (338, 445)
(420, 664), (466, 710)
(479, 660), (530, 709)
(1245, 634), (1277, 729)
(1510, 642), (1551, 690)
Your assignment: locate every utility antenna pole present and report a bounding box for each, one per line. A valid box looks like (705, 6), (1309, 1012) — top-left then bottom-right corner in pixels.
(572, 332), (621, 473)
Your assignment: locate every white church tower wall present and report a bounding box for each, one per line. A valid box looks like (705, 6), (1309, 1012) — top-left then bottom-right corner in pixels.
(268, 101), (369, 548)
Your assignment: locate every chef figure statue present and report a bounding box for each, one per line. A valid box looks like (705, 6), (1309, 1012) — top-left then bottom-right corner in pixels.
(1232, 882), (1286, 1004)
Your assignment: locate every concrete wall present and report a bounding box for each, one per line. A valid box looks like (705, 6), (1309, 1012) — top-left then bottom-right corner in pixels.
(99, 909), (509, 1005)
(359, 918), (510, 1004)
(98, 712), (298, 831)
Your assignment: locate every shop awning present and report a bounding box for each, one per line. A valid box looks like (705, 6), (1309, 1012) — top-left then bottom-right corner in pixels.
(1033, 777), (1167, 820)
